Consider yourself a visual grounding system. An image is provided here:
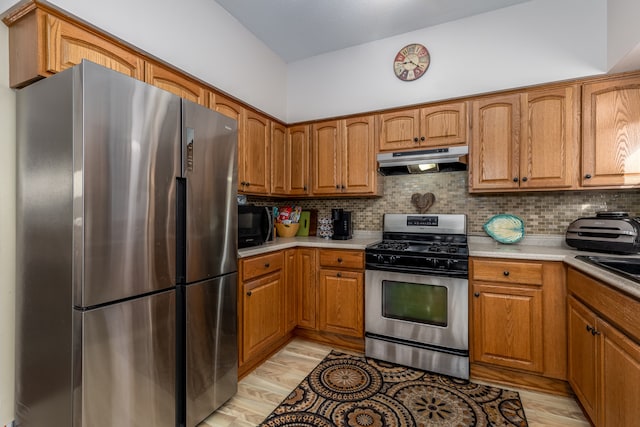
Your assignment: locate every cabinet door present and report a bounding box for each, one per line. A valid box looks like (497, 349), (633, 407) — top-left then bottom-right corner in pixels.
(567, 296), (598, 423)
(242, 111), (270, 195)
(319, 269), (363, 337)
(297, 249), (317, 330)
(312, 120), (341, 195)
(520, 85), (579, 189)
(144, 62), (207, 106)
(598, 317), (640, 427)
(582, 76), (640, 187)
(210, 94), (245, 191)
(283, 249), (297, 333)
(288, 125), (310, 195)
(471, 283), (543, 372)
(242, 271), (282, 362)
(470, 94), (520, 191)
(45, 13), (144, 81)
(343, 116), (377, 194)
(270, 122), (287, 195)
(420, 101), (467, 147)
(378, 108), (420, 152)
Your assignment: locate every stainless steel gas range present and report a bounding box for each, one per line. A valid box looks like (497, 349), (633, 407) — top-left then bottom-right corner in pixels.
(365, 213), (469, 379)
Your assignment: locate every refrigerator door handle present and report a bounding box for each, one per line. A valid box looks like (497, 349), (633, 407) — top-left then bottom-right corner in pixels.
(185, 127), (195, 172)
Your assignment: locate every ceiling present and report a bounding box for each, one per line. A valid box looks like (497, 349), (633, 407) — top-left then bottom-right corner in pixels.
(214, 0), (531, 63)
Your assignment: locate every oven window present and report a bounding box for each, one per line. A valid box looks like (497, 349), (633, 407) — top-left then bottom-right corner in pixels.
(382, 280), (447, 327)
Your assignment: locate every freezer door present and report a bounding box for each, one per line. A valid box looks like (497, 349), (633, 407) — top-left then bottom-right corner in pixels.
(186, 274), (238, 426)
(75, 289), (176, 427)
(182, 100), (238, 283)
(79, 62), (181, 307)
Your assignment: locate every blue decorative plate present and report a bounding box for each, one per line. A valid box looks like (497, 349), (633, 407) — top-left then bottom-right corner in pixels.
(483, 214), (525, 244)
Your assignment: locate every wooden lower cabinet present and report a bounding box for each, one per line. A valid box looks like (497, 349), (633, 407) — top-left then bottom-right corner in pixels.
(469, 258), (568, 393)
(318, 269), (363, 337)
(238, 251), (289, 376)
(297, 248), (318, 330)
(567, 268), (640, 426)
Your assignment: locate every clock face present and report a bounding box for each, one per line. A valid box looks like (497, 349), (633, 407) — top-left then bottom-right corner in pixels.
(394, 43), (430, 81)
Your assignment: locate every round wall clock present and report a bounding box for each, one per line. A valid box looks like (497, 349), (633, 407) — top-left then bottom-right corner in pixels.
(393, 43), (430, 81)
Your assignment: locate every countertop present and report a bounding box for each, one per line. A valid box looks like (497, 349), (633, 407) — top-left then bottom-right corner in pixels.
(238, 232), (640, 300)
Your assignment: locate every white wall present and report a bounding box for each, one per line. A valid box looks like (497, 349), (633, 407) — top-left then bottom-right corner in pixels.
(286, 0), (607, 122)
(0, 0), (289, 121)
(608, 0), (640, 72)
(0, 22), (15, 426)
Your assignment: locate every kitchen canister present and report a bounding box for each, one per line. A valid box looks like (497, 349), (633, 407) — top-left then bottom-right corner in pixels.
(318, 217), (333, 239)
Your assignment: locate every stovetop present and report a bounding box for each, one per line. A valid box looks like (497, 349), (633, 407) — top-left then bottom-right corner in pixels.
(365, 214), (469, 277)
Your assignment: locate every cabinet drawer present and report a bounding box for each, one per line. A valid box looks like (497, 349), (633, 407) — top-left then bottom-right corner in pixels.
(472, 259), (543, 285)
(241, 251), (283, 281)
(318, 249), (364, 269)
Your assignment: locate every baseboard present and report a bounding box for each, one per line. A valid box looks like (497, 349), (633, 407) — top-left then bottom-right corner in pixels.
(293, 328), (364, 352)
(470, 362), (573, 396)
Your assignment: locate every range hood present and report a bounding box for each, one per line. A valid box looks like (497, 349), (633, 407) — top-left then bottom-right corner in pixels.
(377, 146), (469, 175)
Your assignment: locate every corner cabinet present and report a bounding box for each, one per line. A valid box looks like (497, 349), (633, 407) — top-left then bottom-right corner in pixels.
(469, 85), (579, 192)
(469, 258), (568, 393)
(271, 124), (310, 196)
(582, 75), (640, 188)
(311, 116), (379, 196)
(567, 268), (640, 427)
(378, 101), (467, 152)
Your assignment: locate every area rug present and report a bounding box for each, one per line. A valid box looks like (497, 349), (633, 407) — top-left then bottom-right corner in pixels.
(260, 351), (528, 427)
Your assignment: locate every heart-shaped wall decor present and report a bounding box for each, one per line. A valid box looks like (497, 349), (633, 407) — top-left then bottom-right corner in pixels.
(411, 192), (436, 214)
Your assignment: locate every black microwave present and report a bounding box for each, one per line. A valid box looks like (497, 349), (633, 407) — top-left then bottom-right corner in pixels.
(238, 205), (275, 248)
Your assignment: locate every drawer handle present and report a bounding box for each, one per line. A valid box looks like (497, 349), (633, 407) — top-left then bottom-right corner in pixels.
(246, 291), (252, 296)
(264, 262), (270, 268)
(337, 257), (343, 263)
(503, 271), (510, 276)
(474, 292), (480, 297)
(337, 272), (342, 278)
(587, 325), (601, 336)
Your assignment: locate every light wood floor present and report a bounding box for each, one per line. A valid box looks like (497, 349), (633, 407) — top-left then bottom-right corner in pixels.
(201, 338), (590, 427)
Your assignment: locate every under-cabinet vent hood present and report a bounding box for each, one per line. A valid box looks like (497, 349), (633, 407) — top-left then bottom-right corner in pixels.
(377, 146), (468, 175)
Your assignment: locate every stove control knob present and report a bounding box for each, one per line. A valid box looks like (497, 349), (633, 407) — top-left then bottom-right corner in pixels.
(376, 254), (385, 263)
(429, 258), (439, 268)
(389, 255), (398, 264)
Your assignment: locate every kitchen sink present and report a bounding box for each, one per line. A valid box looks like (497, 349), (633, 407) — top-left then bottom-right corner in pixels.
(576, 255), (640, 283)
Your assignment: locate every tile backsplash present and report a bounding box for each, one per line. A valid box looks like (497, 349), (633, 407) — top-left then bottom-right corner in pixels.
(249, 171), (640, 235)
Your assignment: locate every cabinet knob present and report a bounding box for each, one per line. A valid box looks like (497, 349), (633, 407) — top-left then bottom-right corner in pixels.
(303, 185), (307, 191)
(521, 177), (528, 182)
(336, 185), (340, 189)
(337, 272), (342, 278)
(264, 262), (270, 268)
(337, 257), (343, 263)
(246, 291), (252, 296)
(584, 174), (592, 179)
(586, 325), (593, 333)
(474, 292), (480, 297)
(341, 185), (345, 190)
(503, 271), (510, 276)
(512, 177), (519, 182)
(413, 137), (419, 143)
(420, 136), (425, 141)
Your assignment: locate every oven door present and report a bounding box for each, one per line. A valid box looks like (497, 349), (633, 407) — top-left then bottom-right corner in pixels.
(365, 268), (469, 378)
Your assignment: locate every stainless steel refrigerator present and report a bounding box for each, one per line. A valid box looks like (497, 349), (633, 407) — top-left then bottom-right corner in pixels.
(15, 60), (238, 427)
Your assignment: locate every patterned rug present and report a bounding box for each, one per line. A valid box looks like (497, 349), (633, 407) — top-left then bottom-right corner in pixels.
(260, 351), (528, 427)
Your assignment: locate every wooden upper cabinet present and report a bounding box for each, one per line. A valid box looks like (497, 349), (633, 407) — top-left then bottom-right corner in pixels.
(378, 101), (467, 152)
(470, 94), (521, 191)
(145, 61), (207, 106)
(582, 76), (640, 188)
(520, 85), (579, 190)
(378, 109), (420, 151)
(343, 116), (377, 194)
(270, 122), (288, 195)
(288, 125), (311, 195)
(312, 120), (342, 195)
(5, 8), (144, 87)
(312, 116), (378, 196)
(241, 111), (271, 195)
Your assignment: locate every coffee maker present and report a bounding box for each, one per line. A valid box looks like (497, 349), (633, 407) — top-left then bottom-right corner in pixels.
(331, 208), (353, 240)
